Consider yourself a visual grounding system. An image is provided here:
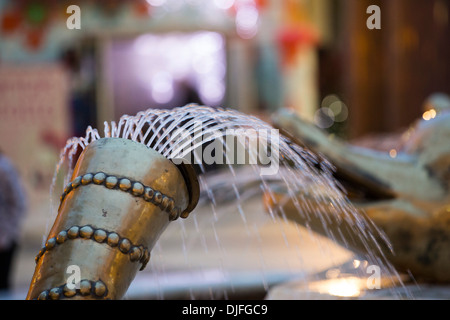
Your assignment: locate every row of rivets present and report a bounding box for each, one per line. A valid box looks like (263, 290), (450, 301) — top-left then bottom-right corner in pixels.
(36, 279), (107, 300)
(61, 172), (181, 220)
(36, 225), (151, 270)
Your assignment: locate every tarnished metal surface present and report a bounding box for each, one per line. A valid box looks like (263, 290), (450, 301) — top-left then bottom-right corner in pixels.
(270, 106), (450, 282)
(27, 138), (199, 299)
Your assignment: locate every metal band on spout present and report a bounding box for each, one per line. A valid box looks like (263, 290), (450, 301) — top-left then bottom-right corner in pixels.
(35, 225), (151, 270)
(35, 279), (108, 300)
(61, 172), (182, 221)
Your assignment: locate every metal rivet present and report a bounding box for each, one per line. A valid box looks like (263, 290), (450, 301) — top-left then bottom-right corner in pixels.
(56, 230), (67, 244)
(160, 196), (170, 210)
(48, 287), (61, 300)
(119, 238), (131, 253)
(93, 172), (106, 184)
(143, 187), (154, 201)
(107, 233), (120, 247)
(46, 237), (56, 250)
(170, 207), (181, 221)
(167, 199), (175, 212)
(119, 178), (131, 191)
(140, 250), (151, 271)
(93, 229), (107, 243)
(129, 246), (142, 262)
(36, 248), (45, 261)
(80, 226), (94, 239)
(131, 182), (144, 196)
(71, 176), (82, 189)
(105, 176), (118, 189)
(169, 208), (178, 221)
(67, 226), (80, 239)
(35, 251), (43, 264)
(37, 290), (49, 300)
(153, 192), (162, 205)
(94, 281), (107, 297)
(64, 183), (72, 194)
(63, 284), (77, 298)
(79, 280), (91, 296)
(81, 173), (93, 185)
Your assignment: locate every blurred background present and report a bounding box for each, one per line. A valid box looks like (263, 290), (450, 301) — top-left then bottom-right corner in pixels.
(0, 0), (449, 299)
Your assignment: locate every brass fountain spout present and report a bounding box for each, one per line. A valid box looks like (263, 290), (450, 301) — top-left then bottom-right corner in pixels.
(27, 138), (199, 300)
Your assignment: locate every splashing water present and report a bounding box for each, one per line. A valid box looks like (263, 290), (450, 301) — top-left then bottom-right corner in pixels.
(47, 104), (412, 299)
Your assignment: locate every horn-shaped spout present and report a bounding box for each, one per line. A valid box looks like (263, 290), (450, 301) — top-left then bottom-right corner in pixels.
(27, 138), (199, 300)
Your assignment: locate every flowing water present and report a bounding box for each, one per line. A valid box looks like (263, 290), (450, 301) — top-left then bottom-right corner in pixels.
(47, 104), (413, 299)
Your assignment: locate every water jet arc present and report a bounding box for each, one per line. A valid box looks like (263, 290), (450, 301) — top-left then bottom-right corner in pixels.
(271, 108), (450, 283)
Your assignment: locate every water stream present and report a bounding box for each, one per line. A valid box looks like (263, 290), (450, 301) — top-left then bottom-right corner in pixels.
(47, 104), (413, 299)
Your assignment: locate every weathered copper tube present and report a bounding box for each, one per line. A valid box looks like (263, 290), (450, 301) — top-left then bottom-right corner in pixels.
(27, 138), (199, 300)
